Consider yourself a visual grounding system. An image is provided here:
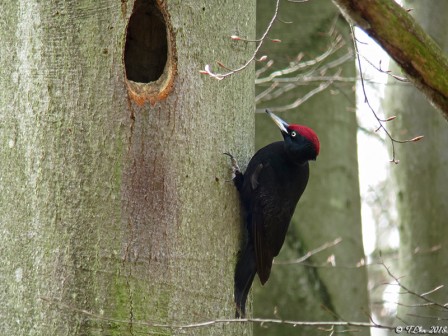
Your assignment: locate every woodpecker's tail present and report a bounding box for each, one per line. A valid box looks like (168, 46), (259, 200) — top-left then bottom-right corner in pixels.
(234, 242), (257, 318)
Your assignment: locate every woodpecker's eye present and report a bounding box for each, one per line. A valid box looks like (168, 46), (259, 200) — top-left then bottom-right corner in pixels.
(290, 131), (297, 137)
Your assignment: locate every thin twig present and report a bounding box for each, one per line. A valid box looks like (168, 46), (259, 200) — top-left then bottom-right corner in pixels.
(255, 59), (275, 77)
(256, 76), (335, 113)
(350, 25), (424, 163)
(359, 54), (408, 82)
(255, 58), (353, 108)
(274, 238), (342, 265)
(256, 35), (344, 84)
(200, 0), (281, 80)
(40, 297), (395, 331)
(254, 33), (352, 110)
(381, 262), (448, 311)
(406, 313), (448, 321)
(272, 75), (356, 84)
(421, 285), (445, 297)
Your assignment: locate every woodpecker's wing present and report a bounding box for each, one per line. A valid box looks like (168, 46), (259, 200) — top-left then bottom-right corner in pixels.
(252, 203), (274, 285)
(249, 162), (289, 285)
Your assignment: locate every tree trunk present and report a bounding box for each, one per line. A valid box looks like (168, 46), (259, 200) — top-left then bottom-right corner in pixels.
(0, 1), (255, 335)
(253, 1), (370, 335)
(384, 0), (448, 328)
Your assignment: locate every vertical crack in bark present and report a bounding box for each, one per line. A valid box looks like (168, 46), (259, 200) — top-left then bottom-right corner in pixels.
(121, 109), (179, 330)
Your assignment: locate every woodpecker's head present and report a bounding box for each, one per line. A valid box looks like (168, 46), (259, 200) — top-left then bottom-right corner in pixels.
(266, 109), (320, 163)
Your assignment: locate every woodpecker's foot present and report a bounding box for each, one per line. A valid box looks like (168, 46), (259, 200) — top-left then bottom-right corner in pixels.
(223, 152), (242, 182)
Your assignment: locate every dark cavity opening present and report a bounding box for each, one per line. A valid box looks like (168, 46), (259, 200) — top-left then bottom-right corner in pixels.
(124, 0), (168, 83)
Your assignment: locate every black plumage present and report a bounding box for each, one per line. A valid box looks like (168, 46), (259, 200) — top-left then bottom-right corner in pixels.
(227, 109), (320, 318)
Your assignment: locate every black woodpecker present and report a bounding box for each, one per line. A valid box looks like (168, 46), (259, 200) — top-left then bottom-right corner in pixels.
(225, 109), (320, 318)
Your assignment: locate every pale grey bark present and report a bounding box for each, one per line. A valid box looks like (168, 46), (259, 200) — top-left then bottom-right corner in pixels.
(0, 1), (255, 335)
(253, 1), (370, 335)
(384, 0), (448, 328)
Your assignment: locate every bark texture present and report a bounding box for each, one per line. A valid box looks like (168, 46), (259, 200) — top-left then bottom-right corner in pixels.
(253, 1), (369, 335)
(384, 0), (448, 328)
(333, 0), (448, 120)
(0, 1), (255, 335)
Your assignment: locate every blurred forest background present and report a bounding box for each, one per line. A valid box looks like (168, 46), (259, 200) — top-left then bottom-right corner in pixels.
(252, 1), (448, 335)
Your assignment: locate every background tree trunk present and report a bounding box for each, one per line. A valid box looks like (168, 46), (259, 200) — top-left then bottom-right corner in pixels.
(253, 1), (370, 335)
(0, 1), (255, 335)
(384, 0), (448, 328)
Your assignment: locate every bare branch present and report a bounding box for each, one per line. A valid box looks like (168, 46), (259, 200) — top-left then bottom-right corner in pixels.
(406, 313), (448, 321)
(40, 296), (395, 332)
(255, 35), (345, 85)
(380, 262), (448, 311)
(200, 0), (281, 80)
(359, 54), (408, 82)
(421, 285), (444, 298)
(254, 29), (355, 112)
(256, 78), (335, 113)
(274, 237), (343, 265)
(350, 25), (424, 163)
(254, 52), (353, 108)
